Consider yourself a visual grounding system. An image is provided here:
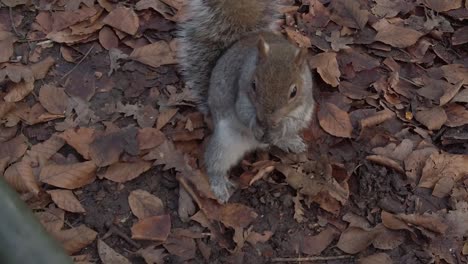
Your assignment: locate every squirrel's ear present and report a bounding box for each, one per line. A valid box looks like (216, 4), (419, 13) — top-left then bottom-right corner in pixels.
(257, 36), (270, 60)
(294, 48), (308, 66)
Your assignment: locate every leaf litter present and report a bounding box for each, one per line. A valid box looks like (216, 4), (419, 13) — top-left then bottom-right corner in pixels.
(0, 0), (467, 263)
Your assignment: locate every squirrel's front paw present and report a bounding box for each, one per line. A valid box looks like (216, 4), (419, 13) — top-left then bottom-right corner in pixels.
(275, 136), (307, 154)
(209, 176), (237, 203)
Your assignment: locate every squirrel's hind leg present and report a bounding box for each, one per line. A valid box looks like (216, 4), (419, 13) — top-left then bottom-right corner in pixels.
(204, 119), (260, 203)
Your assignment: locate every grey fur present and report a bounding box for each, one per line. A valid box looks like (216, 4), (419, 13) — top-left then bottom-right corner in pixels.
(205, 33), (315, 202)
(178, 0), (279, 113)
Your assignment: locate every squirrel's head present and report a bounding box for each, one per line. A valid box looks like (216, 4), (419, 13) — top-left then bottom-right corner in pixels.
(246, 36), (312, 130)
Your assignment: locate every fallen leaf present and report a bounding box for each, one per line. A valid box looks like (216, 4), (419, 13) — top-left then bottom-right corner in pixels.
(35, 207), (65, 233)
(419, 152), (468, 189)
(59, 128), (95, 160)
(326, 30), (352, 51)
(163, 235), (196, 261)
(1, 0), (29, 7)
(415, 107), (447, 130)
(0, 134), (28, 163)
(444, 104), (468, 127)
(52, 225), (97, 254)
(47, 189), (86, 213)
(131, 214), (171, 241)
(3, 160), (40, 194)
(137, 128), (165, 151)
(246, 230), (273, 246)
(330, 0), (369, 29)
(99, 26), (119, 50)
(284, 27), (311, 48)
(440, 64), (468, 85)
(50, 6), (99, 32)
(373, 19), (423, 48)
(178, 187), (196, 222)
(135, 0), (175, 21)
(298, 226), (339, 255)
(358, 253), (393, 264)
(309, 52), (341, 87)
(371, 0), (414, 18)
(219, 203), (258, 229)
(38, 84), (69, 114)
(404, 147), (438, 184)
(137, 246), (168, 264)
(97, 239), (131, 264)
(39, 161), (97, 189)
(103, 7), (139, 35)
(89, 126), (138, 167)
(156, 107), (178, 130)
(103, 160), (152, 183)
(4, 81), (34, 102)
(318, 102), (352, 138)
(396, 213), (448, 234)
(27, 134), (66, 167)
(422, 0), (462, 12)
(30, 56), (55, 80)
(452, 26), (468, 46)
(0, 31), (16, 63)
(128, 189), (164, 219)
(129, 41), (177, 68)
(337, 227), (378, 254)
(144, 140), (187, 172)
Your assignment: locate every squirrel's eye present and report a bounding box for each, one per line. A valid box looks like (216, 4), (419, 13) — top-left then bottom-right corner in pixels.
(251, 81), (257, 92)
(290, 85), (297, 99)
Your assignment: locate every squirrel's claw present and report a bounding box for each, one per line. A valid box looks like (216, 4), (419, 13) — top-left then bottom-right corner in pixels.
(210, 177), (236, 204)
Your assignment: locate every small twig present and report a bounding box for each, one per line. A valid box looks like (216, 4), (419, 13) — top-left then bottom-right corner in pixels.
(59, 44), (95, 82)
(8, 7), (22, 38)
(271, 255), (354, 262)
(104, 224), (141, 249)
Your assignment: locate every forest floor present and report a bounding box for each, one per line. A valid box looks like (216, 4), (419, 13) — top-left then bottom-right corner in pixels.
(0, 0), (468, 263)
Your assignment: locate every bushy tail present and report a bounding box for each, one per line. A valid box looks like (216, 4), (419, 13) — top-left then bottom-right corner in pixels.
(178, 0), (279, 114)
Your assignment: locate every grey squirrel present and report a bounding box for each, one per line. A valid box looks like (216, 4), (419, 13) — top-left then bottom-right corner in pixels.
(179, 0), (315, 203)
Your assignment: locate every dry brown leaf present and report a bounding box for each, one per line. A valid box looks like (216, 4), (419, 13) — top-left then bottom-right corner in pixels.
(396, 213), (448, 234)
(452, 26), (468, 46)
(0, 134), (28, 163)
(131, 214), (171, 241)
(129, 41), (177, 68)
(128, 189), (164, 219)
(53, 225), (97, 254)
(444, 104), (468, 127)
(415, 107), (447, 130)
(137, 246), (168, 264)
(103, 160), (152, 183)
(39, 161), (97, 189)
(1, 0), (29, 7)
(284, 27), (311, 48)
(4, 81), (34, 103)
(439, 81), (463, 106)
(419, 152), (468, 189)
(178, 187), (196, 222)
(47, 189), (86, 213)
(163, 235), (196, 261)
(358, 253), (393, 264)
(297, 226), (338, 255)
(135, 0), (175, 21)
(218, 203), (258, 229)
(27, 134), (65, 167)
(0, 31), (16, 63)
(59, 128), (95, 160)
(137, 128), (166, 151)
(330, 0), (369, 29)
(103, 7), (139, 35)
(373, 19), (423, 48)
(46, 30), (94, 44)
(50, 6), (99, 32)
(144, 140), (187, 172)
(371, 0), (414, 18)
(97, 239), (131, 264)
(308, 52), (340, 87)
(422, 0), (462, 12)
(35, 207), (65, 233)
(337, 227), (378, 254)
(366, 155), (404, 174)
(318, 102), (352, 138)
(404, 147), (438, 184)
(156, 107), (178, 130)
(99, 26), (119, 50)
(30, 56), (55, 80)
(89, 126), (138, 166)
(38, 84), (69, 115)
(440, 64), (468, 85)
(326, 30), (352, 51)
(4, 160), (40, 194)
(245, 230), (273, 246)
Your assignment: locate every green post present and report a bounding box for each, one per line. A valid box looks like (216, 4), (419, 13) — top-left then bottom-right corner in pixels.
(0, 177), (73, 264)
